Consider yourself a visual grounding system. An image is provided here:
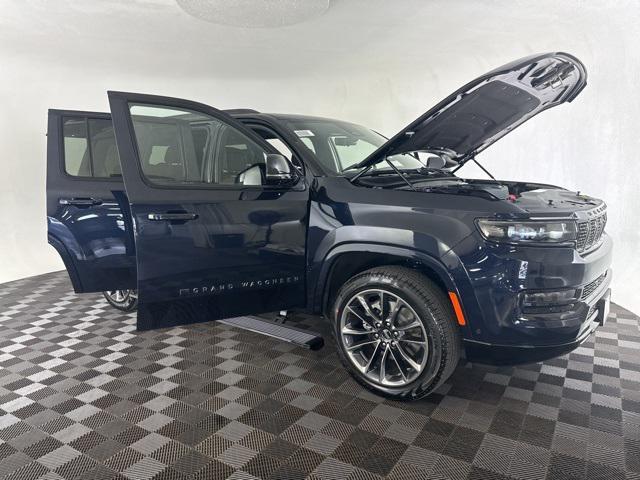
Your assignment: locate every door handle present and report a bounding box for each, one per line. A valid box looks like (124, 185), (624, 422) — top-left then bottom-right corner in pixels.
(147, 212), (199, 221)
(59, 197), (103, 206)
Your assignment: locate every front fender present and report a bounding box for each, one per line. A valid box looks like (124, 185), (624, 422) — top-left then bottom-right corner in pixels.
(310, 225), (456, 267)
(308, 237), (478, 340)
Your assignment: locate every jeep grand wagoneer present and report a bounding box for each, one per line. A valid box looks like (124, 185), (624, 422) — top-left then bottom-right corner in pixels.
(47, 52), (612, 399)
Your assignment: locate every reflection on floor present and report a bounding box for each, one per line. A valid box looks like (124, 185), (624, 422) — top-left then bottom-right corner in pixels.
(0, 271), (638, 480)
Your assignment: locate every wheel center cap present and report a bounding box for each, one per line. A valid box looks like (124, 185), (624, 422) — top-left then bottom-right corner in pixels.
(381, 329), (393, 341)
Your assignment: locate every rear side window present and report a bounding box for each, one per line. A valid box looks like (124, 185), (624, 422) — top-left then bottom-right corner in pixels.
(62, 117), (121, 178)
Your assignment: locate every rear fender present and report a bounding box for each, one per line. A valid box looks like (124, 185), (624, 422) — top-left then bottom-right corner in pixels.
(47, 216), (86, 261)
(47, 232), (83, 292)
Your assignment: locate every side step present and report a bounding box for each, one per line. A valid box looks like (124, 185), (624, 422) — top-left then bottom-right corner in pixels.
(218, 316), (324, 350)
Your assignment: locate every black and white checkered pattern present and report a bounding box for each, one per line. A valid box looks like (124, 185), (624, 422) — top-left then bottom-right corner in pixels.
(0, 271), (638, 479)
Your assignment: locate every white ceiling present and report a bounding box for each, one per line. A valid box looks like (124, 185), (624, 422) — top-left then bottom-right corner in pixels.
(175, 0), (332, 27)
(3, 0), (636, 80)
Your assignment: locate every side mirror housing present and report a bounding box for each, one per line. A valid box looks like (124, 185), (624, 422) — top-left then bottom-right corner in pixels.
(265, 154), (297, 185)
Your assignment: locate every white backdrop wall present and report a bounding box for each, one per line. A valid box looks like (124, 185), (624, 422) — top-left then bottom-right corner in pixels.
(1, 0), (639, 313)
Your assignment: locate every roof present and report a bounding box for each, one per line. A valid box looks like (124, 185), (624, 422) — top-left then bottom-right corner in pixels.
(230, 111), (360, 126)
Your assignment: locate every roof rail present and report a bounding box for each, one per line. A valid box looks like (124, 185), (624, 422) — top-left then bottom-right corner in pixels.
(224, 108), (260, 115)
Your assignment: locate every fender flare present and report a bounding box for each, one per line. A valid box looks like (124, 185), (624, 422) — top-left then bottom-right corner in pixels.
(312, 242), (462, 315)
(47, 234), (83, 292)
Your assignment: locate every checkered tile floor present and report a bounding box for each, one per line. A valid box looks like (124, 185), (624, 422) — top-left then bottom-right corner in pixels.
(0, 272), (638, 480)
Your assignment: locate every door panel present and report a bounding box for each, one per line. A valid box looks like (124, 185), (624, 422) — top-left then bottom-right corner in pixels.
(108, 92), (309, 330)
(46, 110), (136, 293)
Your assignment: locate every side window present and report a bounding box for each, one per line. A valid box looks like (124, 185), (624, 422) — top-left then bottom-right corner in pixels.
(89, 119), (121, 178)
(217, 126), (267, 184)
(63, 118), (90, 176)
(247, 124), (304, 172)
(62, 116), (121, 178)
(129, 104), (270, 187)
(265, 138), (292, 160)
(132, 120), (189, 183)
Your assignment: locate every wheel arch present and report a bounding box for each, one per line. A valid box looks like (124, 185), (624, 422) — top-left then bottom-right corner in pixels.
(313, 243), (459, 317)
(47, 233), (84, 292)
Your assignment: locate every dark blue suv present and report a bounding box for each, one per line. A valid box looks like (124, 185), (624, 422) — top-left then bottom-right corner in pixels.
(47, 53), (612, 400)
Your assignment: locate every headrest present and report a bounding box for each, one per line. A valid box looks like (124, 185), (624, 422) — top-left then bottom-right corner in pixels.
(164, 145), (180, 164)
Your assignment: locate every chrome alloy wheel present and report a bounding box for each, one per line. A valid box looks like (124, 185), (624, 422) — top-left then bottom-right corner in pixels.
(105, 290), (136, 303)
(339, 289), (429, 387)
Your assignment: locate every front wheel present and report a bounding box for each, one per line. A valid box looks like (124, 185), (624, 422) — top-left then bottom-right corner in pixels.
(103, 290), (138, 312)
(332, 266), (461, 400)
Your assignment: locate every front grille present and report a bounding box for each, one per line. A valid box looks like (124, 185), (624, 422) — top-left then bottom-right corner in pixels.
(577, 207), (607, 253)
(580, 272), (607, 300)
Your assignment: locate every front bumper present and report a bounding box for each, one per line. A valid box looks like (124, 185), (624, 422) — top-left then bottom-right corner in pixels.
(464, 288), (611, 364)
(449, 233), (613, 365)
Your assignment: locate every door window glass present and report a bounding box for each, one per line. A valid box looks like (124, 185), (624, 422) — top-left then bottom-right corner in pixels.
(89, 119), (121, 178)
(63, 118), (90, 176)
(129, 104), (270, 187)
(217, 126), (269, 184)
(266, 138), (292, 159)
(62, 116), (121, 178)
(247, 124), (304, 172)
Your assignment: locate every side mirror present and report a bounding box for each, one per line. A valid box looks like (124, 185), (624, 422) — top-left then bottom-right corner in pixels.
(265, 153), (297, 184)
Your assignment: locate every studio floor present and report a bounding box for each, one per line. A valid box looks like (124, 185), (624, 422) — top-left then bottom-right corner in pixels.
(0, 272), (638, 480)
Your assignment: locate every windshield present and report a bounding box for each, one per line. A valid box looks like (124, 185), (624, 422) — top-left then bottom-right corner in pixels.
(281, 118), (424, 175)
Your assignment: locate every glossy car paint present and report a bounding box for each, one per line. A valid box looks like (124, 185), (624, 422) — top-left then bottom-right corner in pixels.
(300, 174), (612, 363)
(47, 52), (612, 365)
(106, 92), (310, 330)
(46, 110), (136, 293)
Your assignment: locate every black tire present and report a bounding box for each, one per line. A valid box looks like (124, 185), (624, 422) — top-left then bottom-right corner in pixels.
(102, 290), (138, 312)
(332, 266), (461, 400)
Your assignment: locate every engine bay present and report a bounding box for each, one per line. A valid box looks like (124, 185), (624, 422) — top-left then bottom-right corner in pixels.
(355, 171), (604, 212)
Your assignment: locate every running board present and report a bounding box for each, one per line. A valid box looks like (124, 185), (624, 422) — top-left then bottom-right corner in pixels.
(218, 316), (324, 350)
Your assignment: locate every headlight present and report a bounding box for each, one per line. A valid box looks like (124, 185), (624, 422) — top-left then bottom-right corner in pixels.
(476, 219), (577, 245)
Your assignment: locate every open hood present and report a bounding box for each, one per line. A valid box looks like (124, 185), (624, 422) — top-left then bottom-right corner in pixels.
(353, 52), (587, 170)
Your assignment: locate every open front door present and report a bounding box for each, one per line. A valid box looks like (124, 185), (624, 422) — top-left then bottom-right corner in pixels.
(108, 92), (309, 330)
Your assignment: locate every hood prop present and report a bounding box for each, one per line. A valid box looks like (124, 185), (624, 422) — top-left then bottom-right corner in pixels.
(349, 157), (418, 191)
(453, 155), (508, 194)
(453, 155), (496, 181)
(383, 158), (417, 191)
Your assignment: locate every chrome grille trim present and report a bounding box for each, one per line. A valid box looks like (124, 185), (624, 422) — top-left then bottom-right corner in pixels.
(576, 206), (607, 253)
(580, 272), (607, 300)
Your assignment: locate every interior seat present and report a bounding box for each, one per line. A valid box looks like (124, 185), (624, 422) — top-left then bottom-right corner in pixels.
(102, 144), (122, 177)
(144, 146), (184, 181)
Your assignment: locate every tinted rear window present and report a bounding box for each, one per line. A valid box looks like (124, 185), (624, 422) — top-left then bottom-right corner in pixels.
(62, 117), (121, 178)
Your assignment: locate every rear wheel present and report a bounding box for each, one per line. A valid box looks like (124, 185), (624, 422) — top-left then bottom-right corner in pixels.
(332, 266), (461, 400)
(103, 290), (138, 312)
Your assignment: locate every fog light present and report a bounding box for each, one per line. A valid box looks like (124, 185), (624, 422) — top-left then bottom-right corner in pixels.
(521, 289), (579, 314)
